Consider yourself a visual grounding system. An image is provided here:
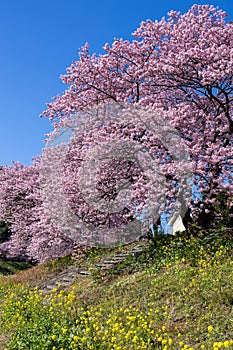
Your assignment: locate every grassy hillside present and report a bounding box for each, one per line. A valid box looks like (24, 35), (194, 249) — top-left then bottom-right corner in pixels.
(0, 228), (233, 350)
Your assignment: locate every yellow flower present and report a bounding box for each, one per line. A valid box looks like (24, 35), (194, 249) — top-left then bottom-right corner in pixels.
(73, 335), (79, 342)
(51, 335), (57, 340)
(207, 325), (213, 333)
(214, 341), (222, 348)
(224, 340), (230, 348)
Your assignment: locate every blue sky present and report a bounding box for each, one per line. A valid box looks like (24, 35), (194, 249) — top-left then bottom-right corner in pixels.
(1, 0), (233, 166)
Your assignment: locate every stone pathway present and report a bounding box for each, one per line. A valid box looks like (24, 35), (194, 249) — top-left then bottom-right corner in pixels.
(33, 243), (149, 295)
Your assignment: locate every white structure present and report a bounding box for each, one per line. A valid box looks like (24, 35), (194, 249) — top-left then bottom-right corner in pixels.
(168, 212), (186, 234)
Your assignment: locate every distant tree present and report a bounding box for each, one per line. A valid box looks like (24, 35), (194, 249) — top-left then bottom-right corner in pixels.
(41, 4), (232, 229)
(0, 161), (74, 262)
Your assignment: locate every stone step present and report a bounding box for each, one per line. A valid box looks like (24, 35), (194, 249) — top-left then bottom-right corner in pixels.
(79, 270), (91, 275)
(131, 249), (145, 254)
(113, 254), (129, 258)
(43, 279), (56, 286)
(69, 267), (80, 273)
(96, 263), (113, 268)
(132, 246), (149, 251)
(66, 266), (79, 271)
(107, 256), (127, 260)
(103, 259), (124, 264)
(131, 246), (146, 251)
(56, 281), (71, 287)
(46, 285), (57, 290)
(68, 274), (81, 279)
(41, 289), (53, 296)
(62, 276), (75, 282)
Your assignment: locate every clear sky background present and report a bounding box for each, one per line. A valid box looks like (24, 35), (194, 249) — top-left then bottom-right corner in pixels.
(0, 0), (233, 166)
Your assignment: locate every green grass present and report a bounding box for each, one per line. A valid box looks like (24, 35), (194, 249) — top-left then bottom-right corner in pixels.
(0, 227), (233, 349)
(0, 259), (33, 276)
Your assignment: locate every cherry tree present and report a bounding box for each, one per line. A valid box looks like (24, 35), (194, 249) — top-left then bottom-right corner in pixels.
(0, 161), (74, 262)
(41, 4), (232, 229)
